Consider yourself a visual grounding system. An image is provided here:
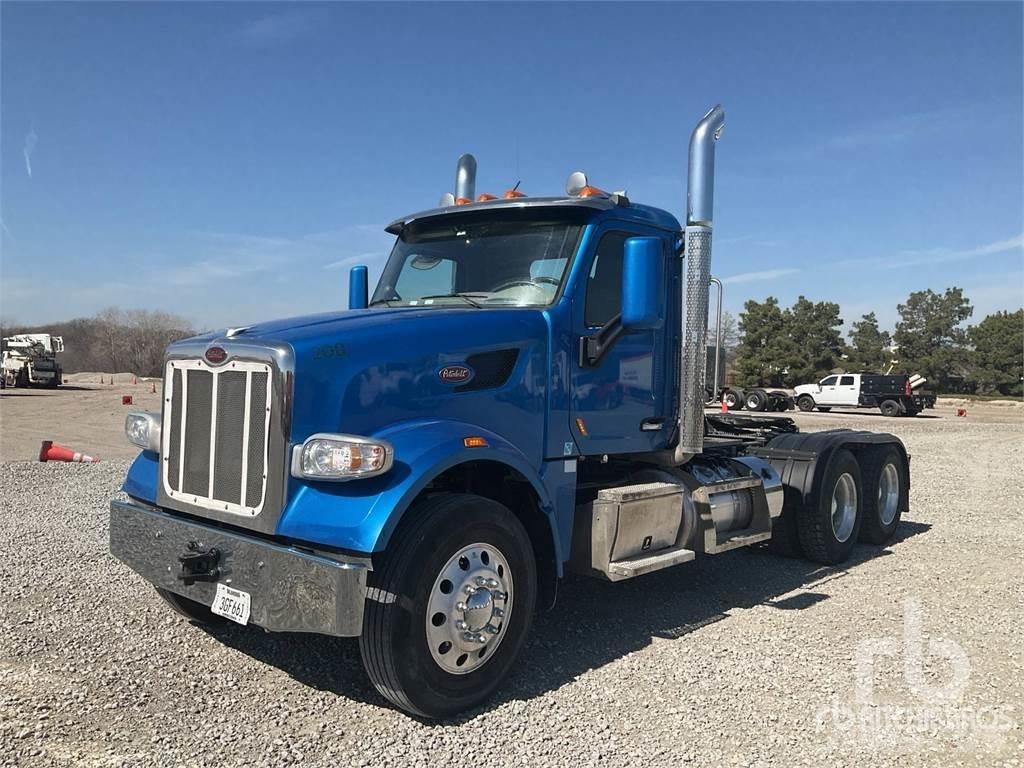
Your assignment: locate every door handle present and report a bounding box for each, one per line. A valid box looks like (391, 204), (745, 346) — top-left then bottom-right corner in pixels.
(640, 418), (665, 432)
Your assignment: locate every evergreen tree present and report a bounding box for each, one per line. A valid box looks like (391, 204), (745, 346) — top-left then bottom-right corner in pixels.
(847, 312), (893, 373)
(968, 309), (1023, 396)
(894, 288), (972, 390)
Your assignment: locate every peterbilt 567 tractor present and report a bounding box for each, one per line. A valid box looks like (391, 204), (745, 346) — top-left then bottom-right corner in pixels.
(111, 106), (910, 718)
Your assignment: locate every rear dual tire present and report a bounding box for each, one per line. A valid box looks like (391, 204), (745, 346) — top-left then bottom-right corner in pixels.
(745, 389), (769, 412)
(797, 449), (863, 564)
(723, 390), (743, 410)
(858, 445), (907, 544)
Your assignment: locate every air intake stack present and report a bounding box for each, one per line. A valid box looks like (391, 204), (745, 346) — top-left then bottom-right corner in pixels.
(454, 154), (477, 205)
(675, 105), (725, 464)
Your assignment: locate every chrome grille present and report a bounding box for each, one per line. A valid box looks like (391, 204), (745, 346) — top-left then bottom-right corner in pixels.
(162, 359), (273, 517)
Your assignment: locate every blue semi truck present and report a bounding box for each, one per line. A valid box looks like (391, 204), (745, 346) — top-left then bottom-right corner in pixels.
(111, 106), (909, 718)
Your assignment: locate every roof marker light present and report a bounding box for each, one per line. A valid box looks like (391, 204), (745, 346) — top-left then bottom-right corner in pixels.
(477, 193), (498, 202)
(566, 171), (588, 196)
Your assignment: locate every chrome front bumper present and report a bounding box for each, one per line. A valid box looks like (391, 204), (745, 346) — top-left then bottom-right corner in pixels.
(110, 499), (369, 636)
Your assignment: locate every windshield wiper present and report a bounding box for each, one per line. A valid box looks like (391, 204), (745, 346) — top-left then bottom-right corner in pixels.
(418, 293), (486, 308)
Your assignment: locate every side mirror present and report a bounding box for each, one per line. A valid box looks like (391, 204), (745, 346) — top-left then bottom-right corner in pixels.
(621, 237), (663, 330)
(349, 265), (368, 309)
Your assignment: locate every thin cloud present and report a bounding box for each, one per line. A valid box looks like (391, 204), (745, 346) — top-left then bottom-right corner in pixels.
(823, 107), (961, 151)
(324, 252), (381, 270)
(23, 130), (37, 178)
(721, 268), (800, 285)
(233, 12), (320, 48)
(889, 234), (1023, 268)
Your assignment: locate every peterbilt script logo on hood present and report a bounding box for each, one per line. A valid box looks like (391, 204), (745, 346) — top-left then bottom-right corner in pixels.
(438, 364), (474, 385)
(205, 346), (227, 365)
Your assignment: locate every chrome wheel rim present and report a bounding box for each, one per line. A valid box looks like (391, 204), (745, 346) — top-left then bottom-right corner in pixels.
(746, 396), (759, 409)
(426, 542), (513, 675)
(831, 472), (857, 542)
(878, 463), (900, 526)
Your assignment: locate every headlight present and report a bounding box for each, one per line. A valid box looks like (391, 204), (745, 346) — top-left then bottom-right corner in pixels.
(125, 411), (161, 452)
(290, 434), (394, 481)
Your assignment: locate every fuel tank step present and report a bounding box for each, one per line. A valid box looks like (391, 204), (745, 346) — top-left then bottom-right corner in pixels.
(607, 545), (696, 581)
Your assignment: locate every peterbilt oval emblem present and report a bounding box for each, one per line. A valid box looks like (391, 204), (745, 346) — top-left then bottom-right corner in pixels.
(438, 364), (474, 385)
(205, 346), (227, 365)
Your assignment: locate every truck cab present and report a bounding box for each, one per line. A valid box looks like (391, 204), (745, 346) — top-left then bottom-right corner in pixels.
(796, 373), (861, 407)
(111, 106), (911, 718)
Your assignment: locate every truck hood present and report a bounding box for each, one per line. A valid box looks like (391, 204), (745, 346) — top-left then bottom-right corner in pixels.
(206, 306), (553, 458)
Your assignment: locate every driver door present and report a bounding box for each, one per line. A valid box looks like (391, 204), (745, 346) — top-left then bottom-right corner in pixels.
(569, 228), (671, 455)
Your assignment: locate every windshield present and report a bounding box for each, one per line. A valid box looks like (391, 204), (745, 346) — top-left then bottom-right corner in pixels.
(371, 215), (583, 308)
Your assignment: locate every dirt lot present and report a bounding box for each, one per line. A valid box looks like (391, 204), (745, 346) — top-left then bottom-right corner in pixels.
(0, 380), (162, 462)
(0, 389), (1022, 766)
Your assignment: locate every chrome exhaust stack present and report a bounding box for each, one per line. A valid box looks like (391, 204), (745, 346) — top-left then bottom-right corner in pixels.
(454, 153), (477, 204)
(675, 105), (725, 464)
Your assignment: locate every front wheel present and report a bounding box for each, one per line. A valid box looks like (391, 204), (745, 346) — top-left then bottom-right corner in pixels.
(797, 395), (815, 412)
(360, 493), (536, 719)
(155, 587), (227, 626)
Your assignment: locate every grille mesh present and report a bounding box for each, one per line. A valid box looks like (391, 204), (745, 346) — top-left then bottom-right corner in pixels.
(167, 368), (183, 488)
(454, 349), (520, 392)
(182, 370), (213, 496)
(245, 373), (269, 507)
(163, 360), (272, 514)
(212, 371), (247, 504)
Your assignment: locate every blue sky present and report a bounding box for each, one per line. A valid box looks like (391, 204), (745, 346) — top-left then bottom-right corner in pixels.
(2, 1), (1022, 332)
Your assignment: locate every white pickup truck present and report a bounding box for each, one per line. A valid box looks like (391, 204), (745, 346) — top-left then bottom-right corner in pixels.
(794, 373), (935, 417)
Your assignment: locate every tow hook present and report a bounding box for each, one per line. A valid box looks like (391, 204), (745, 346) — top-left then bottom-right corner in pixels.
(177, 544), (221, 585)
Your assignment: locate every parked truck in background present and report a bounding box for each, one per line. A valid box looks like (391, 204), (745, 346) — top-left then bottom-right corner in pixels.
(794, 373), (936, 416)
(110, 106), (911, 718)
(1, 333), (64, 388)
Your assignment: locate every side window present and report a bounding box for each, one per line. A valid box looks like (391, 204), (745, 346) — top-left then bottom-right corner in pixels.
(395, 255), (454, 299)
(584, 232), (630, 327)
(839, 375), (855, 386)
(821, 376), (838, 386)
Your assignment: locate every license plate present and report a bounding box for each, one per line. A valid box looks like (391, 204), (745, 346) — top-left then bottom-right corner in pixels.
(211, 583), (251, 626)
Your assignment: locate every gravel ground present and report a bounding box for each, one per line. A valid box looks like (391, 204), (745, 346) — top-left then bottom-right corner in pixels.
(1, 413), (1022, 767)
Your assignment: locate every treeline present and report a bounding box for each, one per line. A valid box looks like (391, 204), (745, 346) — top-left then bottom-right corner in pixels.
(731, 287), (1023, 396)
(1, 308), (195, 378)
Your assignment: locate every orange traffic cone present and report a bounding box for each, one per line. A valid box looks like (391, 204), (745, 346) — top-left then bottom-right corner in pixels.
(133, 375), (138, 385)
(39, 441), (99, 463)
(721, 398), (729, 413)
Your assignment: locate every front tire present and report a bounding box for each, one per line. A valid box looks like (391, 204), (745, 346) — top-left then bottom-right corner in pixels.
(797, 395), (815, 412)
(155, 587), (227, 626)
(797, 448), (863, 565)
(360, 493), (536, 719)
